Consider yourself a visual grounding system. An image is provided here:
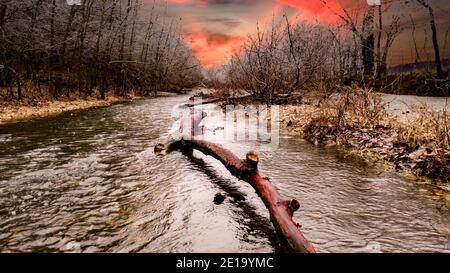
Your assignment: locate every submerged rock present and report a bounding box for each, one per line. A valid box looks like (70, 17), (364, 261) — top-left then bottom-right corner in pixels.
(213, 193), (226, 205)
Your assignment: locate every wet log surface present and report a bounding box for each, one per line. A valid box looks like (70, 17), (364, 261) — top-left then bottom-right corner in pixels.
(185, 94), (254, 107)
(164, 138), (316, 253)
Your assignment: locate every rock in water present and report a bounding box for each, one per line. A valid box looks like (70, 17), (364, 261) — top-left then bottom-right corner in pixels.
(213, 193), (226, 205)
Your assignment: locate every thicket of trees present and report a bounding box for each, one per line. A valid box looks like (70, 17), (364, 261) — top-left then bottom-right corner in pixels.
(226, 19), (342, 103)
(223, 0), (447, 103)
(0, 0), (202, 101)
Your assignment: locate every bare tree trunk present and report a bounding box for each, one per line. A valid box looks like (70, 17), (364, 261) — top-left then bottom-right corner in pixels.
(376, 4), (382, 79)
(409, 14), (421, 64)
(76, 0), (94, 98)
(116, 0), (132, 96)
(379, 16), (400, 77)
(0, 3), (7, 29)
(16, 74), (22, 100)
(443, 27), (450, 64)
(29, 0), (44, 48)
(119, 0), (132, 61)
(94, 0), (107, 59)
(50, 0), (56, 49)
(416, 0), (443, 78)
(61, 5), (78, 64)
(77, 0), (94, 60)
(141, 15), (155, 63)
(362, 7), (375, 76)
(104, 0), (119, 62)
(129, 0), (139, 59)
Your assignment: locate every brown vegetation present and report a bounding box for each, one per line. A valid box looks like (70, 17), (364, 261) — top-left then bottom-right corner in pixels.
(281, 86), (449, 183)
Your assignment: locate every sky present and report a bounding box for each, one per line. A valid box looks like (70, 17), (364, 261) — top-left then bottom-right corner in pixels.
(146, 0), (450, 68)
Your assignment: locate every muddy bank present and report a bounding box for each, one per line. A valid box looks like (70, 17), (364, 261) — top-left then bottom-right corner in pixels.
(0, 96), (134, 124)
(0, 91), (181, 124)
(280, 95), (449, 183)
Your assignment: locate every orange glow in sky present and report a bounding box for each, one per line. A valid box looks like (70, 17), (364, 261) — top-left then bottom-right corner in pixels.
(163, 0), (348, 67)
(161, 0), (450, 67)
(183, 32), (244, 67)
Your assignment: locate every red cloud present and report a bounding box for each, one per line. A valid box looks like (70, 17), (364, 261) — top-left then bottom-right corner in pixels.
(167, 0), (207, 7)
(184, 32), (244, 67)
(167, 0), (192, 3)
(276, 0), (344, 24)
(167, 0), (352, 67)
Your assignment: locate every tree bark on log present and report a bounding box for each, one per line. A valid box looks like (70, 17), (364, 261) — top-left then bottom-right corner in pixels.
(157, 138), (316, 253)
(185, 94), (255, 107)
(184, 93), (296, 108)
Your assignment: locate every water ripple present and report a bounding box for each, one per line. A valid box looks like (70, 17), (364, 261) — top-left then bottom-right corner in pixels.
(0, 96), (448, 253)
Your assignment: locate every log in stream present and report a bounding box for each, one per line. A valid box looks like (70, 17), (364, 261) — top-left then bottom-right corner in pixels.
(154, 109), (316, 253)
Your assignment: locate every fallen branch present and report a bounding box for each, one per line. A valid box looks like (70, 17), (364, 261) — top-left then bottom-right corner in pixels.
(185, 93), (298, 108)
(185, 97), (224, 107)
(157, 89), (192, 94)
(156, 139), (315, 253)
(185, 94), (253, 107)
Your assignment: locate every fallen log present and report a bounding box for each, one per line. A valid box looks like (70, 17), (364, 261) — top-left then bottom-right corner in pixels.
(154, 139), (316, 253)
(185, 97), (224, 107)
(185, 94), (299, 107)
(154, 103), (315, 252)
(185, 94), (253, 107)
(156, 88), (193, 94)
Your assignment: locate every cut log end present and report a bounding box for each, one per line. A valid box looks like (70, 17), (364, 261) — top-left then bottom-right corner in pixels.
(245, 150), (259, 170)
(154, 143), (167, 156)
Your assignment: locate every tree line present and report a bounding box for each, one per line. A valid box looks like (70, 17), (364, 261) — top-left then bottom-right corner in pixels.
(221, 0), (448, 104)
(0, 0), (202, 101)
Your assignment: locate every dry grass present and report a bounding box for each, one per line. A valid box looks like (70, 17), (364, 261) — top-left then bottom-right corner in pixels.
(321, 86), (389, 128)
(395, 100), (449, 151)
(281, 86), (450, 182)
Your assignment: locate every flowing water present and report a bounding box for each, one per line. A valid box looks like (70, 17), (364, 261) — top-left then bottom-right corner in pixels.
(382, 93), (449, 117)
(0, 95), (449, 253)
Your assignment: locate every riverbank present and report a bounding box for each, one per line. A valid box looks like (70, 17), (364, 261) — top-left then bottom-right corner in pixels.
(0, 95), (137, 124)
(0, 91), (179, 125)
(280, 88), (449, 184)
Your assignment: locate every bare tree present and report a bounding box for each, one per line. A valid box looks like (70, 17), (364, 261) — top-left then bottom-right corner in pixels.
(415, 0), (443, 78)
(409, 14), (421, 64)
(361, 6), (375, 76)
(227, 17), (343, 104)
(379, 15), (401, 76)
(376, 3), (383, 79)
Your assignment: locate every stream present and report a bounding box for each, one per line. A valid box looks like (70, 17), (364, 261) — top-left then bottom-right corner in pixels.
(0, 94), (449, 253)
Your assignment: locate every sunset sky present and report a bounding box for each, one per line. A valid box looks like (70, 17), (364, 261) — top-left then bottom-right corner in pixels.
(148, 0), (450, 67)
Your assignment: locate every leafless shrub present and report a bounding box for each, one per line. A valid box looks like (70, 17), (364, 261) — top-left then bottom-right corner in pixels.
(226, 18), (354, 104)
(321, 86), (388, 129)
(397, 100), (450, 151)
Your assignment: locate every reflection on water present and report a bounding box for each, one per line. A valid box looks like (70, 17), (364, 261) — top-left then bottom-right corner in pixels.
(0, 95), (448, 253)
